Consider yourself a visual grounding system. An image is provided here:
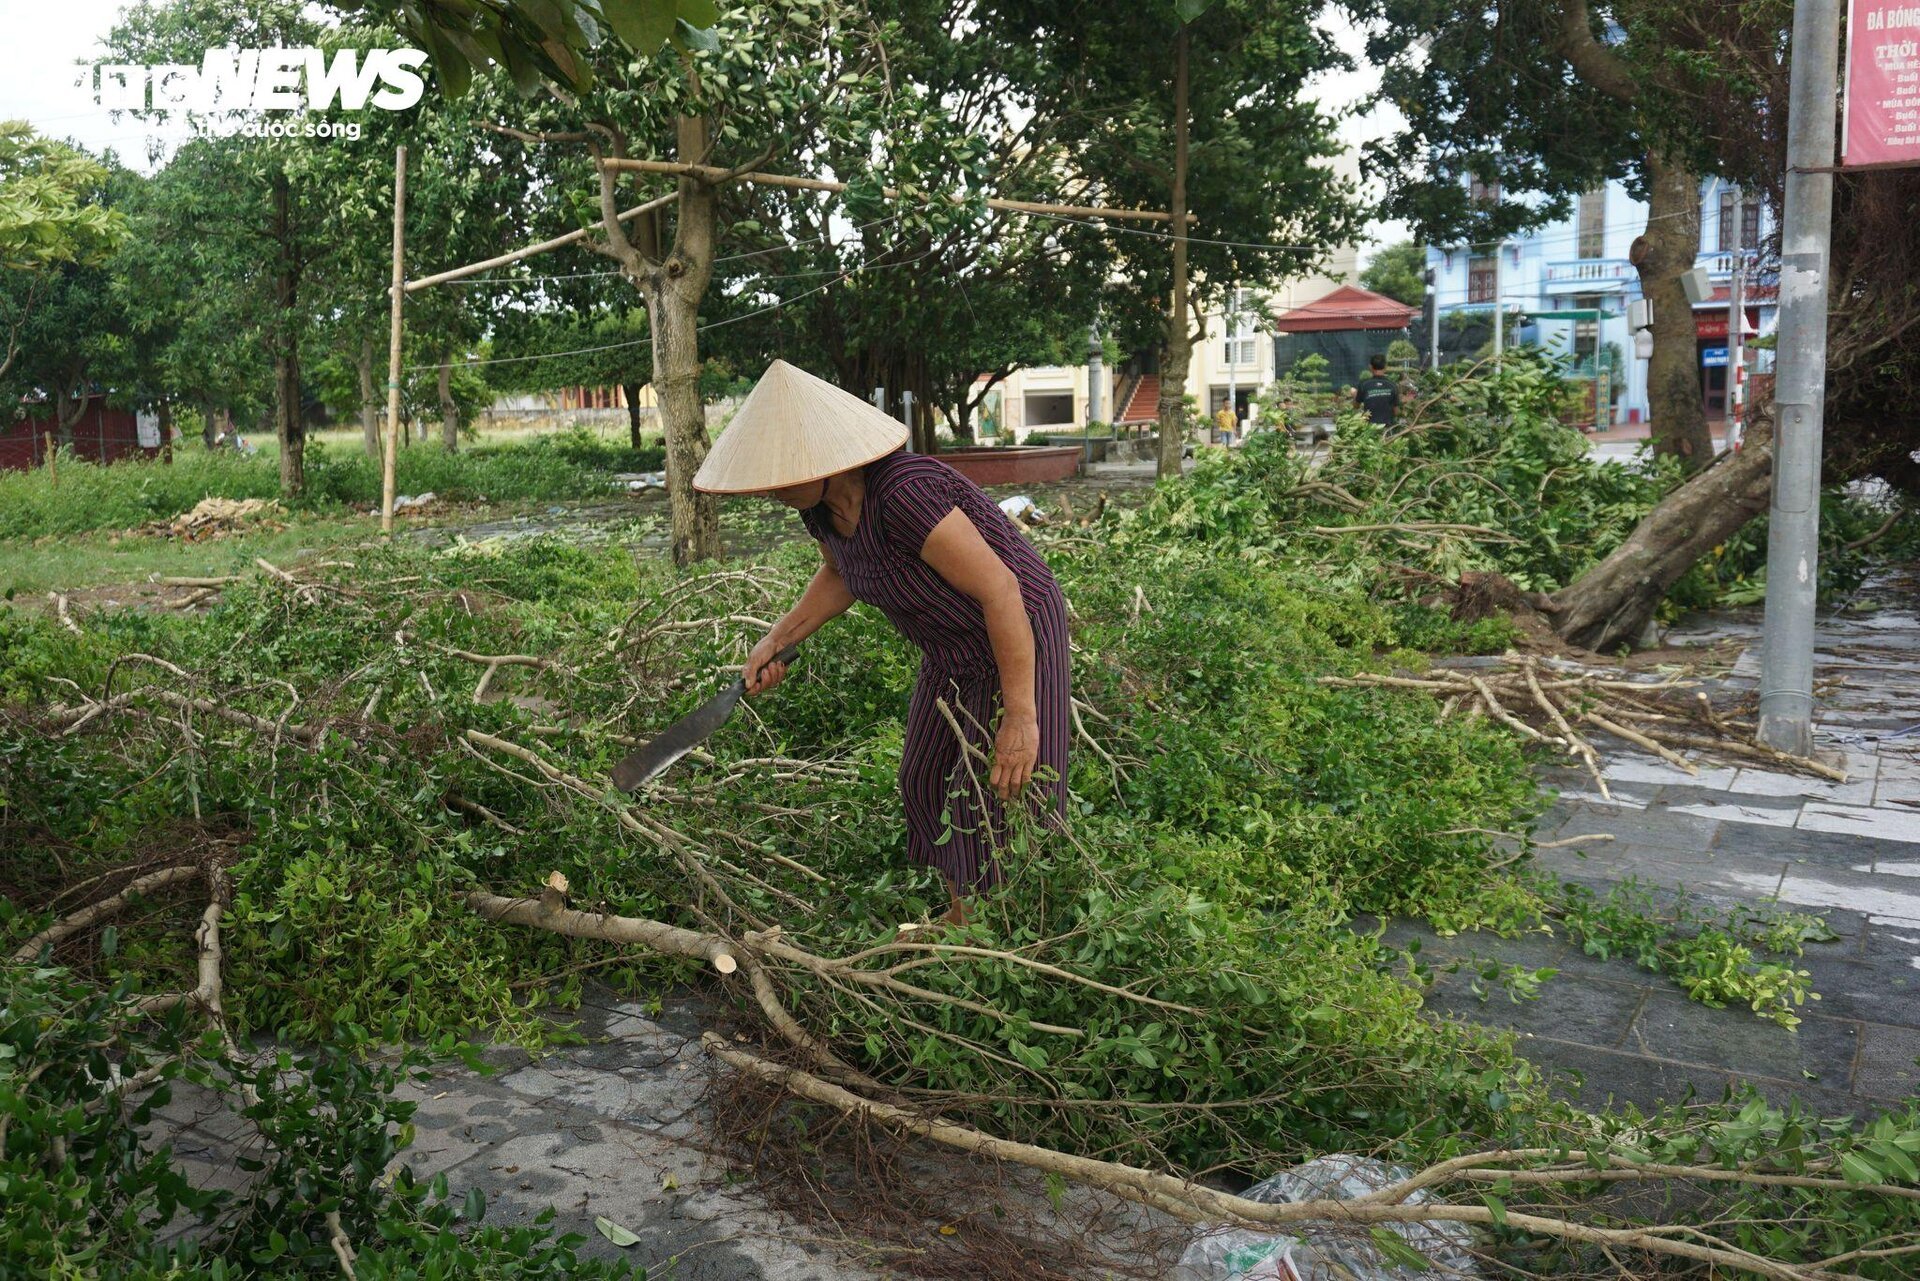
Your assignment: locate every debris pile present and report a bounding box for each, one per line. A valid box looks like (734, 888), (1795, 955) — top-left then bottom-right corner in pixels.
(1323, 655), (1848, 795)
(143, 496), (285, 541)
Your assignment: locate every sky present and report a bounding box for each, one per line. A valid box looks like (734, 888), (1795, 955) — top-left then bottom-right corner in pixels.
(0, 0), (1412, 264)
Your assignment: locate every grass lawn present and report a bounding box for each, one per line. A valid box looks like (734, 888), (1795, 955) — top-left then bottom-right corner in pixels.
(1, 514), (382, 598)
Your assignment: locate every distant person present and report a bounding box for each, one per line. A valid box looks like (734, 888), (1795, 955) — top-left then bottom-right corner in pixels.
(1354, 354), (1400, 427)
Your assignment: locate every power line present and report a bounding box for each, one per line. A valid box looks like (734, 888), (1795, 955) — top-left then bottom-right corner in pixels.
(406, 239), (943, 372)
(1021, 203), (1729, 258)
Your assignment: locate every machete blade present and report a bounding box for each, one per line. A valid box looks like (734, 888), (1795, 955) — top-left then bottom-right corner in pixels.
(610, 679), (747, 793)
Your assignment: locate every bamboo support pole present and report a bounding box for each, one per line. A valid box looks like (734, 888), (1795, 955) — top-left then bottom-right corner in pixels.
(381, 146), (407, 534)
(597, 158), (1193, 224)
(405, 191), (676, 293)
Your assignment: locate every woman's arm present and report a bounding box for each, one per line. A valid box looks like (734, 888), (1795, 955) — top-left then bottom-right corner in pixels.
(918, 510), (1038, 800)
(745, 548), (856, 695)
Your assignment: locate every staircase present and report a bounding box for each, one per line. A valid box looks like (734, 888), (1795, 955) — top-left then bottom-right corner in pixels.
(1116, 373), (1160, 424)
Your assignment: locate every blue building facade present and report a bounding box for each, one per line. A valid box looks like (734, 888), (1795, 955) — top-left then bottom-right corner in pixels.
(1423, 178), (1776, 427)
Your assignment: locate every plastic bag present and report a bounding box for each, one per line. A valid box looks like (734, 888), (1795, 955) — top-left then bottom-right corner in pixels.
(1175, 1154), (1481, 1280)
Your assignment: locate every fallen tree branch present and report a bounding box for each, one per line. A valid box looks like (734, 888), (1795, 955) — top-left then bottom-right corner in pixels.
(705, 1036), (1856, 1281)
(11, 865), (203, 963)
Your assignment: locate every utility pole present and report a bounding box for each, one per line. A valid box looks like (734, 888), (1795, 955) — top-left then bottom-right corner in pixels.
(1726, 186), (1745, 443)
(1086, 322), (1104, 424)
(1426, 263), (1439, 370)
(380, 145), (407, 534)
(1226, 290), (1239, 440)
(1757, 0), (1840, 756)
(1491, 239), (1504, 370)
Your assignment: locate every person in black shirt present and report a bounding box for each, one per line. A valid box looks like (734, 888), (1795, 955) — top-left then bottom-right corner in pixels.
(1353, 353), (1399, 427)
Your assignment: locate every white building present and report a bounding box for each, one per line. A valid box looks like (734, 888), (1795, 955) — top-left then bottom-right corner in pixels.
(1424, 177), (1775, 427)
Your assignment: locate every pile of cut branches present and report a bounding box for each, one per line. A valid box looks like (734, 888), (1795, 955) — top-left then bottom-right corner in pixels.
(8, 526), (1920, 1278)
(1322, 655), (1848, 799)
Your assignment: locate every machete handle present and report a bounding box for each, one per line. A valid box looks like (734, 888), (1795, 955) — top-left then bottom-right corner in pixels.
(746, 643), (801, 688)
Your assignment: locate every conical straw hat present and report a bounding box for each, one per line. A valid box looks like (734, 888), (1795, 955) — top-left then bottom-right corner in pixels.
(693, 359), (909, 494)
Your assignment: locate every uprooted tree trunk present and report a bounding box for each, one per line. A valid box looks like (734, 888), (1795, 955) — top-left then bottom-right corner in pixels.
(1634, 154), (1715, 471)
(1554, 1), (1712, 472)
(1548, 416), (1774, 651)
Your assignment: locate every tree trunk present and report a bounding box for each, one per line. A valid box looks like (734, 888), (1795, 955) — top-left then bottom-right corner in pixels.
(158, 399), (173, 464)
(1156, 26), (1192, 481)
(438, 356), (458, 451)
(1634, 154), (1713, 472)
(201, 399), (220, 449)
(271, 173), (304, 496)
(358, 338), (379, 457)
(643, 111), (723, 566)
(622, 380), (645, 451)
(1548, 416), (1774, 651)
(54, 382), (84, 448)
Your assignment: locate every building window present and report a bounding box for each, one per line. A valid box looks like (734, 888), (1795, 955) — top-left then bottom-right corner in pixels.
(1714, 188), (1758, 253)
(1467, 255), (1496, 304)
(1577, 189), (1605, 259)
(1573, 293), (1604, 363)
(1469, 175), (1500, 205)
(1221, 288), (1258, 366)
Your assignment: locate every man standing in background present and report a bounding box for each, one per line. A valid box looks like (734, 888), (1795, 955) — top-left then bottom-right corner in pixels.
(1354, 353), (1399, 428)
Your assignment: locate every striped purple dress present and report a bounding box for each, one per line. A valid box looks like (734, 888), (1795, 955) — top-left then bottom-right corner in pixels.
(800, 450), (1070, 893)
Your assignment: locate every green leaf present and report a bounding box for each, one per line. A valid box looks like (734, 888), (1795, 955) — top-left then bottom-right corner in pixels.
(602, 0), (679, 52)
(1483, 1193), (1507, 1228)
(678, 0), (720, 28)
(1839, 1151), (1880, 1185)
(595, 1214), (642, 1247)
(1368, 1227), (1433, 1269)
(1173, 0), (1216, 22)
(674, 17), (722, 52)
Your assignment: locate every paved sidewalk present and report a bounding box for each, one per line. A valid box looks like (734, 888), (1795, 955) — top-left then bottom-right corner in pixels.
(1391, 574), (1920, 1115)
(145, 989), (1176, 1279)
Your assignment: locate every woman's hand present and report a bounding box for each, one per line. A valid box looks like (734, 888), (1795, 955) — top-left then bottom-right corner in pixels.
(743, 634), (790, 696)
(991, 712), (1040, 801)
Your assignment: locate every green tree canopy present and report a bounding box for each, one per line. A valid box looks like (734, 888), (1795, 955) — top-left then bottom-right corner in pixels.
(1359, 240), (1426, 307)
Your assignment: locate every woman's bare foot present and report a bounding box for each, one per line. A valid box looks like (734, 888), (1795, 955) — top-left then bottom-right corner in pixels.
(940, 881), (971, 927)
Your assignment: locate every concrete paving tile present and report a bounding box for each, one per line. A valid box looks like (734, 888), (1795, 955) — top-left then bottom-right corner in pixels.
(1713, 821), (1916, 869)
(1611, 856), (1785, 901)
(1625, 993), (1861, 1089)
(1805, 952), (1920, 1029)
(1854, 1023), (1920, 1100)
(1430, 972), (1646, 1046)
(1524, 1036), (1741, 1112)
(1730, 767), (1880, 807)
(148, 1079), (254, 1145)
(1602, 755), (1740, 791)
(1742, 867), (1920, 927)
(1556, 806), (1723, 851)
(1801, 802), (1920, 845)
(1876, 774), (1920, 808)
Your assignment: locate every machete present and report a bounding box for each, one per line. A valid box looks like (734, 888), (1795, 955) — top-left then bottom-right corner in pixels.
(610, 644), (799, 792)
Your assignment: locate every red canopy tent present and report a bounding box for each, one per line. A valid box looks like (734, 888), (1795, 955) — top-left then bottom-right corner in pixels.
(1270, 284), (1417, 333)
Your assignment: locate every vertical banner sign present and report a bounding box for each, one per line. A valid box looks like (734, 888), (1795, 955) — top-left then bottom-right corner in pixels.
(1845, 0), (1920, 165)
